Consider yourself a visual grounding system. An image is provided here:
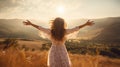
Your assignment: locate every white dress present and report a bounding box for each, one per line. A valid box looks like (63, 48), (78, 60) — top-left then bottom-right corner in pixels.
(38, 26), (80, 67)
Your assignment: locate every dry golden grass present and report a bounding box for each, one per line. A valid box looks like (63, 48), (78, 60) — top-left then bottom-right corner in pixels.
(0, 47), (120, 67)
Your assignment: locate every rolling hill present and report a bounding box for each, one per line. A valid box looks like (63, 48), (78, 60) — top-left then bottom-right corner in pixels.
(0, 17), (120, 42)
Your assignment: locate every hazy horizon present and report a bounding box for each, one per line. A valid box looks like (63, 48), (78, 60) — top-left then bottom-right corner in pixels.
(0, 16), (120, 19)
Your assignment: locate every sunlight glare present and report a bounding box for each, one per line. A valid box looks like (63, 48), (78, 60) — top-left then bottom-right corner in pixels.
(57, 6), (65, 14)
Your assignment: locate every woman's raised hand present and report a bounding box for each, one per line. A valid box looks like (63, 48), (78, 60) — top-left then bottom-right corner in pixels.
(85, 20), (94, 26)
(23, 20), (32, 25)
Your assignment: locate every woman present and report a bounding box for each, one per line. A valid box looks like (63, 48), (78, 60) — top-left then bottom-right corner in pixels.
(23, 17), (94, 67)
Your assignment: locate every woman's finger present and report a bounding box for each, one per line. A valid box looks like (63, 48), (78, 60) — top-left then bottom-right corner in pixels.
(91, 23), (95, 25)
(23, 21), (26, 24)
(23, 22), (27, 25)
(87, 20), (90, 22)
(26, 20), (29, 22)
(91, 21), (94, 22)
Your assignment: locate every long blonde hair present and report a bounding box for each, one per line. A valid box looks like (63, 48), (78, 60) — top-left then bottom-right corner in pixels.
(50, 17), (66, 41)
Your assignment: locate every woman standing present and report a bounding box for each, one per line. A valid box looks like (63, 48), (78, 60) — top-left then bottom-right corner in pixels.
(23, 17), (94, 67)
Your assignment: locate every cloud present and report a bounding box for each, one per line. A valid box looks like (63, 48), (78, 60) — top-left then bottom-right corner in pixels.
(0, 0), (23, 12)
(0, 0), (83, 19)
(0, 0), (120, 19)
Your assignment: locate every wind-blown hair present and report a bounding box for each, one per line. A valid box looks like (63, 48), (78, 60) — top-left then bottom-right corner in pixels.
(50, 17), (66, 41)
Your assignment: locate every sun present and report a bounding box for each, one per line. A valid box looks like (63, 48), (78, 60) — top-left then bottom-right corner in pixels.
(56, 6), (65, 14)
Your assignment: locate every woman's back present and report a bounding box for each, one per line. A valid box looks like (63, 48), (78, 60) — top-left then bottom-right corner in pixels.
(40, 26), (80, 45)
(23, 18), (94, 67)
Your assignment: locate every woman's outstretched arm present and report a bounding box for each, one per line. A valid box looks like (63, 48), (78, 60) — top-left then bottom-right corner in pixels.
(66, 20), (94, 34)
(23, 20), (50, 34)
(78, 20), (94, 28)
(23, 20), (40, 29)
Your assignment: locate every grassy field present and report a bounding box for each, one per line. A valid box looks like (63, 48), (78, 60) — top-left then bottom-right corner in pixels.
(0, 38), (120, 67)
(0, 47), (120, 67)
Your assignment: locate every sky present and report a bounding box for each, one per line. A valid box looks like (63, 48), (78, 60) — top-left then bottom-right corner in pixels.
(0, 0), (120, 20)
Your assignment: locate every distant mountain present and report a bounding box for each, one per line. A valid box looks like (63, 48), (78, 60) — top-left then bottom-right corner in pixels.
(0, 19), (47, 40)
(0, 17), (120, 42)
(71, 17), (120, 43)
(92, 17), (120, 42)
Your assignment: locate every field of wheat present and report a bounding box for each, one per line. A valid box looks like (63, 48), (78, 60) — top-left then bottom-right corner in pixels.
(0, 47), (120, 67)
